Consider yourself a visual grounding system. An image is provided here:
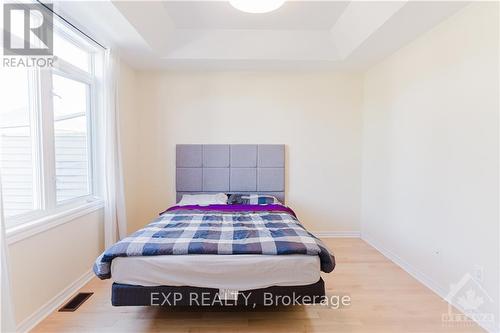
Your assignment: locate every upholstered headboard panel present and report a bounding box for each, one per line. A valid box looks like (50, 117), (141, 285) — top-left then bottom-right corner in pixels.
(176, 144), (285, 203)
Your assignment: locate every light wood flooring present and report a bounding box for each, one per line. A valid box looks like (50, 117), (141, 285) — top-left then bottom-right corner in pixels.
(32, 238), (485, 333)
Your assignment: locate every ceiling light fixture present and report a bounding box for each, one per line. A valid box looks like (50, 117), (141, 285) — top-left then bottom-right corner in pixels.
(229, 0), (285, 14)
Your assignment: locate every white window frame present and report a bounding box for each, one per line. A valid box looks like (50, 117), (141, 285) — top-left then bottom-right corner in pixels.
(51, 62), (94, 205)
(4, 9), (105, 237)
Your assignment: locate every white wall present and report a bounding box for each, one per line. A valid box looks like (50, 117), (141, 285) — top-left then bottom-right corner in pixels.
(8, 209), (104, 326)
(361, 2), (499, 331)
(130, 71), (364, 232)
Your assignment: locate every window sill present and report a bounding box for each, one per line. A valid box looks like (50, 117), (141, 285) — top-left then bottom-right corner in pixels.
(6, 200), (104, 245)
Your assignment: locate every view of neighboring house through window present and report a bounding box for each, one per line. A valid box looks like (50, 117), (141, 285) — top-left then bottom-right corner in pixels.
(0, 11), (103, 228)
(0, 68), (38, 217)
(52, 74), (91, 203)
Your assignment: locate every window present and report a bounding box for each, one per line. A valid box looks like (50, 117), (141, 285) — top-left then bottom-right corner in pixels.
(52, 74), (91, 202)
(0, 68), (38, 217)
(0, 12), (104, 228)
(53, 33), (91, 73)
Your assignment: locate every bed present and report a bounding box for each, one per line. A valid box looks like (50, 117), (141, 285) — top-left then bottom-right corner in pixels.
(93, 144), (335, 307)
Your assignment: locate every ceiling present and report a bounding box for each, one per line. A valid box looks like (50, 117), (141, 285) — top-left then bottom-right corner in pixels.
(162, 1), (349, 30)
(52, 1), (469, 71)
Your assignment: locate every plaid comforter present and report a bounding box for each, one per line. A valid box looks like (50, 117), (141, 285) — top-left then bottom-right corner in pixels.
(94, 205), (335, 279)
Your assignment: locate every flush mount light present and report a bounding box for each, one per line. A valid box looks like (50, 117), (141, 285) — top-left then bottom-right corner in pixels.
(229, 0), (285, 14)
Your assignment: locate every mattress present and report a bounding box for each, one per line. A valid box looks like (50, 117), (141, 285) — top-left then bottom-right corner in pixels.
(111, 254), (321, 290)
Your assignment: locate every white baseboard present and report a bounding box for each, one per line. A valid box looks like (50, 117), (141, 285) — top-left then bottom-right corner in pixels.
(16, 269), (94, 333)
(361, 233), (446, 296)
(362, 233), (499, 333)
(313, 231), (361, 238)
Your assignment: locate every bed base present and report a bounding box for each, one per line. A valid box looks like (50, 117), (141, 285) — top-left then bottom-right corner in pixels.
(112, 278), (325, 307)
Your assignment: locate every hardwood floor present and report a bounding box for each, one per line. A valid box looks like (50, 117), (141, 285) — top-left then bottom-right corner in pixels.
(32, 238), (485, 333)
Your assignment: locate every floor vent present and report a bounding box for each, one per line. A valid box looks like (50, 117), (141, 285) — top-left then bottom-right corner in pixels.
(59, 292), (93, 312)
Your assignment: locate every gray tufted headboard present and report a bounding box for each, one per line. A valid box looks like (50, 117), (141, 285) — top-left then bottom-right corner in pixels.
(176, 144), (285, 203)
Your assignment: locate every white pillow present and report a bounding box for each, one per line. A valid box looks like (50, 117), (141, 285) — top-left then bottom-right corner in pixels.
(178, 193), (227, 206)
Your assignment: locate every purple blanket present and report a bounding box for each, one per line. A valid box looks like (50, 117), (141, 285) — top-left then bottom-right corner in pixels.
(163, 204), (297, 217)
